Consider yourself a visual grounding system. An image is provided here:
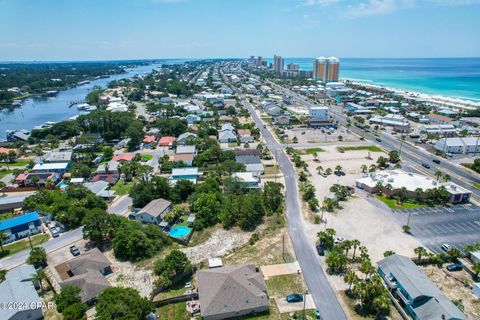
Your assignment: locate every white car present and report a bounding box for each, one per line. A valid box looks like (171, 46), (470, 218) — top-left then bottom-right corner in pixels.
(441, 244), (452, 252)
(334, 237), (345, 245)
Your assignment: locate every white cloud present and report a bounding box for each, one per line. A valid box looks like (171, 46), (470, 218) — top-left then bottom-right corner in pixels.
(343, 0), (415, 19)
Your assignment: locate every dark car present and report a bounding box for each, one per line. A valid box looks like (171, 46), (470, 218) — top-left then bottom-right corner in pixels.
(432, 159), (441, 164)
(446, 263), (462, 272)
(422, 163), (431, 169)
(316, 245), (325, 256)
(376, 138), (382, 142)
(69, 245), (80, 256)
(286, 294), (303, 303)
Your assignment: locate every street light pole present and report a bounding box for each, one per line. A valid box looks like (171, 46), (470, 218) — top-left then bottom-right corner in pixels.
(303, 290), (309, 320)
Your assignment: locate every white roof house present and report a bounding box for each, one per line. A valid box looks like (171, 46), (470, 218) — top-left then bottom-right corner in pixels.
(33, 162), (69, 172)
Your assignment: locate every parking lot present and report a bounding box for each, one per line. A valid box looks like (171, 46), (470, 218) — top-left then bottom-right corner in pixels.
(392, 204), (480, 253)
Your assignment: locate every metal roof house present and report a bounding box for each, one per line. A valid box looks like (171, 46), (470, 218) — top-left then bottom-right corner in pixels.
(0, 211), (42, 244)
(0, 264), (43, 320)
(135, 198), (172, 225)
(171, 167), (201, 184)
(377, 254), (466, 320)
(197, 264), (269, 320)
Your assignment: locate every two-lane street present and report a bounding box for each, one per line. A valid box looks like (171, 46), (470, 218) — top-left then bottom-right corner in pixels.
(241, 97), (348, 320)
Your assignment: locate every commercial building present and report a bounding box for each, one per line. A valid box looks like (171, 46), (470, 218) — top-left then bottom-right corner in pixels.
(0, 264), (43, 320)
(308, 106), (333, 127)
(419, 124), (457, 137)
(427, 113), (453, 125)
(378, 254), (466, 320)
(356, 170), (471, 204)
(434, 137), (480, 154)
(273, 55), (284, 73)
(0, 211), (42, 244)
(369, 114), (411, 132)
(313, 56), (340, 82)
(345, 102), (374, 114)
(197, 264), (269, 320)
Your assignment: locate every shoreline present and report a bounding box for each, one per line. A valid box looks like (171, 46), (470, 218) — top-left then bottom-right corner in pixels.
(344, 79), (480, 110)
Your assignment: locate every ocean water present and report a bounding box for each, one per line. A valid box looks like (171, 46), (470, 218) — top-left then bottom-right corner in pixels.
(270, 58), (480, 102)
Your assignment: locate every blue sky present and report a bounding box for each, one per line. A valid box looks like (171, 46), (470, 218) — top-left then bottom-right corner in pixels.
(0, 0), (479, 60)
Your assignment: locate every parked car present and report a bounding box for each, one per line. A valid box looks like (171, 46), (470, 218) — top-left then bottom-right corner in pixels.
(446, 263), (462, 272)
(69, 245), (80, 256)
(334, 237), (345, 245)
(286, 294), (303, 303)
(441, 243), (452, 252)
(50, 227), (60, 238)
(422, 163), (431, 169)
(315, 310), (321, 319)
(316, 245), (325, 256)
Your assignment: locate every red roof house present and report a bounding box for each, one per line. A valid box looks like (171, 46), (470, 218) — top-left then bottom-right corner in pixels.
(143, 135), (156, 144)
(158, 137), (176, 147)
(112, 153), (135, 162)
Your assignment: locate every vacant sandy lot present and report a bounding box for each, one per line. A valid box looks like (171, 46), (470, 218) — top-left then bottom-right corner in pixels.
(302, 144), (423, 261)
(286, 127), (360, 144)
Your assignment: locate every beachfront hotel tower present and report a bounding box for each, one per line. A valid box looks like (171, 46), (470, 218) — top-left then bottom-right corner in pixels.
(313, 56), (340, 82)
(273, 55), (284, 73)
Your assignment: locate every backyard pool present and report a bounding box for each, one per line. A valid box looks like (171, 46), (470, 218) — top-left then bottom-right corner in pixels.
(169, 226), (191, 238)
(56, 180), (68, 189)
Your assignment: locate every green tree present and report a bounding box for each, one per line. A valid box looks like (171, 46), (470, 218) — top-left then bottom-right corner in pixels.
(27, 247), (47, 268)
(154, 249), (193, 289)
(32, 269), (47, 292)
(0, 231), (8, 252)
(191, 192), (222, 229)
(82, 208), (117, 243)
(435, 170), (443, 181)
(126, 121), (144, 151)
(344, 270), (358, 292)
(414, 246), (427, 260)
(326, 248), (348, 274)
(383, 250), (395, 257)
(263, 182), (284, 214)
(0, 269), (6, 282)
(388, 150), (400, 163)
(95, 287), (153, 320)
(54, 285), (82, 313)
(63, 303), (87, 320)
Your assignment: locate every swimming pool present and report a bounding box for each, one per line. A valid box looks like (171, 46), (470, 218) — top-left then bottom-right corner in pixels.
(169, 226), (191, 238)
(56, 180), (68, 189)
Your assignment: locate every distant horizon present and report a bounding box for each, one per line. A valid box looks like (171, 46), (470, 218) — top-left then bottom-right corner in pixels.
(1, 56), (480, 63)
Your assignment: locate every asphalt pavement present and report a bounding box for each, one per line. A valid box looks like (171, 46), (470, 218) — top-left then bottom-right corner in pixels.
(392, 205), (480, 253)
(0, 227), (83, 270)
(241, 97), (347, 320)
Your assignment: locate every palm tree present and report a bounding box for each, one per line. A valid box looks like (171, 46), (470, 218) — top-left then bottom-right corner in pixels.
(368, 164), (376, 173)
(435, 170), (443, 181)
(375, 182), (383, 194)
(342, 240), (353, 257)
(384, 184), (393, 197)
(360, 164), (368, 173)
(414, 188), (423, 203)
(313, 152), (319, 162)
(360, 260), (375, 279)
(0, 231), (7, 252)
(443, 174), (451, 182)
(316, 166), (324, 175)
(335, 165), (343, 173)
(325, 168), (332, 175)
(344, 270), (358, 292)
(351, 239), (361, 259)
(414, 246), (427, 261)
(32, 269), (46, 292)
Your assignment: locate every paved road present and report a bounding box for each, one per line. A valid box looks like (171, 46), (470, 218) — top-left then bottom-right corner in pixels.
(271, 82), (480, 200)
(0, 227), (83, 270)
(107, 195), (133, 216)
(241, 97), (347, 320)
(392, 205), (480, 253)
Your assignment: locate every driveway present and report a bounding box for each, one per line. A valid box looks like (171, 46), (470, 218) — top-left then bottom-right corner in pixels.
(275, 294), (316, 314)
(108, 195), (132, 216)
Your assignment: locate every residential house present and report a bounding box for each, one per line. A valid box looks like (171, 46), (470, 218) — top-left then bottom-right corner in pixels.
(177, 132), (197, 145)
(112, 153), (135, 162)
(197, 264), (269, 320)
(171, 167), (201, 184)
(84, 181), (116, 200)
(263, 103), (282, 116)
(378, 254), (466, 320)
(158, 136), (176, 148)
(221, 123), (234, 132)
(0, 211), (42, 244)
(234, 149), (261, 165)
(218, 130), (237, 143)
(0, 264), (43, 320)
(231, 172), (261, 189)
(90, 173), (120, 185)
(238, 129), (254, 143)
(0, 194), (28, 214)
(32, 162), (69, 173)
(60, 248), (112, 304)
(42, 150), (73, 163)
(245, 163), (265, 175)
(427, 113), (453, 125)
(174, 145), (197, 166)
(0, 147), (19, 160)
(135, 198), (172, 225)
(143, 135), (156, 146)
(96, 160), (120, 174)
(186, 114), (200, 125)
(274, 115), (290, 125)
(14, 172), (60, 187)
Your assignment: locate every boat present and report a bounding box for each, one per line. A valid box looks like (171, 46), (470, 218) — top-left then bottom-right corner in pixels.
(77, 103), (91, 110)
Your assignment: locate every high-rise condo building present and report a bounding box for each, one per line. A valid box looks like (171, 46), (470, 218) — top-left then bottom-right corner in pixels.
(313, 56), (340, 82)
(287, 63), (299, 71)
(273, 55), (284, 73)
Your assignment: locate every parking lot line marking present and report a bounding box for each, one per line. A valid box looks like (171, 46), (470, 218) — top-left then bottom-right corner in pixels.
(458, 222), (476, 231)
(453, 223), (470, 232)
(466, 221), (480, 230)
(442, 224), (457, 233)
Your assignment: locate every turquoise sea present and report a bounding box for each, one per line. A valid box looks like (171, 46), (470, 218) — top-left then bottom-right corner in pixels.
(268, 58), (480, 102)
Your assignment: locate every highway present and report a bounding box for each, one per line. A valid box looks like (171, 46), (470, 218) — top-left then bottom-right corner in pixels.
(270, 81), (480, 200)
(241, 97), (348, 320)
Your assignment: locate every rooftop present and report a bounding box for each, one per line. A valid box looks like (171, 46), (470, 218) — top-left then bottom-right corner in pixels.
(0, 211), (39, 231)
(138, 198), (172, 218)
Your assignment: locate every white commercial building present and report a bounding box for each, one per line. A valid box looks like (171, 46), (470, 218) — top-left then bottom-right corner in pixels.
(369, 114), (410, 132)
(419, 124), (457, 137)
(309, 106), (329, 120)
(434, 137), (480, 154)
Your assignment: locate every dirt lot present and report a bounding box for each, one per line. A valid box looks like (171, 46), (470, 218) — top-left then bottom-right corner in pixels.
(285, 127), (360, 144)
(301, 144), (424, 261)
(420, 265), (480, 319)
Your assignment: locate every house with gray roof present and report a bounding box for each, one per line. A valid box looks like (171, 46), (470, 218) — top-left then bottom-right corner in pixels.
(218, 130), (237, 143)
(0, 264), (43, 320)
(135, 198), (172, 225)
(60, 248), (112, 304)
(377, 254), (466, 320)
(197, 264), (269, 320)
(177, 132), (197, 145)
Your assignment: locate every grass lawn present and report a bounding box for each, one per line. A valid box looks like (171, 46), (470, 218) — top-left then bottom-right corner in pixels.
(376, 195), (426, 209)
(264, 166), (280, 175)
(474, 183), (480, 189)
(0, 212), (14, 221)
(0, 170), (13, 178)
(0, 160), (30, 167)
(305, 148), (325, 155)
(1, 233), (49, 257)
(156, 302), (190, 320)
(337, 146), (383, 153)
(112, 179), (134, 196)
(141, 154), (153, 161)
(155, 274), (193, 301)
(266, 274), (306, 298)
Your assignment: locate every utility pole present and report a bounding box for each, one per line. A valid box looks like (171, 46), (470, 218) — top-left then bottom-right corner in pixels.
(303, 290), (309, 320)
(282, 233), (285, 262)
(27, 230), (33, 250)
